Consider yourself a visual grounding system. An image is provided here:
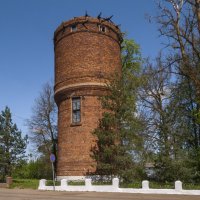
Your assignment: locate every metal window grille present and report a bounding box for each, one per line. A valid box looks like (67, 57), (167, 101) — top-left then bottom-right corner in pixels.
(72, 97), (81, 123)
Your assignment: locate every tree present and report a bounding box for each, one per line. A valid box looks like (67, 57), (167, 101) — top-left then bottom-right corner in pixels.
(155, 0), (200, 182)
(156, 0), (200, 147)
(139, 56), (192, 182)
(13, 157), (52, 179)
(0, 107), (28, 179)
(92, 39), (145, 182)
(27, 81), (57, 171)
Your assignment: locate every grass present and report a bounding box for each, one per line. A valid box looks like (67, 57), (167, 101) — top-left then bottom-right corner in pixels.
(10, 179), (39, 189)
(46, 180), (60, 186)
(183, 183), (200, 190)
(149, 181), (174, 189)
(68, 181), (85, 186)
(119, 180), (174, 189)
(93, 181), (112, 185)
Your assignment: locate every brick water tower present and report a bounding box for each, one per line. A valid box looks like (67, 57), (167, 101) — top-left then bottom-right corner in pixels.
(54, 15), (122, 180)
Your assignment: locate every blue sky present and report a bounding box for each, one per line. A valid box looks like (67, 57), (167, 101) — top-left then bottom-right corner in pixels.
(0, 0), (162, 138)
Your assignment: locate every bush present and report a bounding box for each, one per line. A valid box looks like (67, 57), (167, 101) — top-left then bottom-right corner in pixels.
(12, 157), (52, 179)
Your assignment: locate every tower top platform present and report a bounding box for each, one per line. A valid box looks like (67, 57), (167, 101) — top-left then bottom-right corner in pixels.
(54, 16), (123, 46)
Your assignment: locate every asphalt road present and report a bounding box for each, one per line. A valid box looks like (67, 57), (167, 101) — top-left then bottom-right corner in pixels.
(0, 188), (199, 200)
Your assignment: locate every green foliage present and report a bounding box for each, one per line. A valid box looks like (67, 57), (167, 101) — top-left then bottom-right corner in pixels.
(152, 0), (200, 183)
(46, 180), (60, 186)
(183, 183), (200, 190)
(10, 179), (39, 189)
(149, 181), (174, 189)
(13, 157), (52, 180)
(184, 148), (200, 183)
(68, 181), (85, 186)
(154, 154), (193, 183)
(92, 39), (145, 183)
(92, 181), (112, 185)
(0, 107), (28, 179)
(139, 55), (200, 183)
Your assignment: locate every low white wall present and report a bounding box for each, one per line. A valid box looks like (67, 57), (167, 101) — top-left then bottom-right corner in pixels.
(56, 176), (86, 181)
(38, 178), (200, 195)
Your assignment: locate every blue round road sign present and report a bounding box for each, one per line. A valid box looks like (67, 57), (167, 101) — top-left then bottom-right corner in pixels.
(50, 154), (56, 162)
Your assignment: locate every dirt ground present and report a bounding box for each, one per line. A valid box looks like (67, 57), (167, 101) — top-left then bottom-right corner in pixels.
(0, 188), (199, 200)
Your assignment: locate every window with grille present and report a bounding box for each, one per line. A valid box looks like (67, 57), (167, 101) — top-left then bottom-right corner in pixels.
(72, 97), (81, 123)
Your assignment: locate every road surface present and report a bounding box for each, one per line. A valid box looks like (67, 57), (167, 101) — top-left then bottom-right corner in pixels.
(0, 188), (199, 200)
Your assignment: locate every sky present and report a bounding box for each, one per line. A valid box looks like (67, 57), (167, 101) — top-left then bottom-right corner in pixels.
(0, 0), (163, 140)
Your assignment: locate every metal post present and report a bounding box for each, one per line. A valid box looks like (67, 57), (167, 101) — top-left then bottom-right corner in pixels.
(50, 153), (56, 191)
(51, 162), (55, 191)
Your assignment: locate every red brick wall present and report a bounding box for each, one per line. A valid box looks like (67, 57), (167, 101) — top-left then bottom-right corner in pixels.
(54, 16), (122, 176)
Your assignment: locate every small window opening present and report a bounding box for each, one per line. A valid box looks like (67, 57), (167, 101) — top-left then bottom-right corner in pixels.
(99, 25), (106, 32)
(72, 97), (81, 123)
(71, 24), (77, 32)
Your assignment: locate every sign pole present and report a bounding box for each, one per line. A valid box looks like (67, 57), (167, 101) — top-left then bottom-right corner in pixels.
(50, 154), (56, 191)
(51, 162), (55, 191)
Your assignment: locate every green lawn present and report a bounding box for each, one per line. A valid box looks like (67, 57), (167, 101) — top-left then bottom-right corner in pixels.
(68, 180), (85, 186)
(183, 183), (200, 190)
(149, 181), (174, 189)
(10, 179), (39, 189)
(46, 180), (61, 186)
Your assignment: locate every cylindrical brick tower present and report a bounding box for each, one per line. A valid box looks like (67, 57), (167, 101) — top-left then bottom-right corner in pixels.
(54, 16), (122, 180)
